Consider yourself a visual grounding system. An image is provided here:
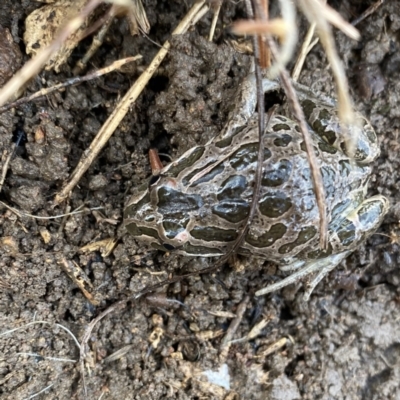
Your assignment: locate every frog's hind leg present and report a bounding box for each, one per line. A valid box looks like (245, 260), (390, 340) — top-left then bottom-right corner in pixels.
(255, 252), (351, 300)
(256, 195), (389, 300)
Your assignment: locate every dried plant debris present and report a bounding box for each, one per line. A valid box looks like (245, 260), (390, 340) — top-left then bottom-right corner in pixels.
(24, 0), (89, 72)
(23, 0), (149, 72)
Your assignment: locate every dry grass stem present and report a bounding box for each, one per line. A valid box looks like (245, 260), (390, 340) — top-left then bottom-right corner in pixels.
(24, 383), (55, 400)
(299, 0), (357, 126)
(1, 321), (81, 350)
(255, 337), (288, 357)
(316, 1), (359, 40)
(59, 258), (101, 306)
(0, 149), (13, 194)
(74, 0), (148, 73)
(0, 56), (142, 113)
(268, 0), (297, 77)
(292, 22), (317, 81)
(351, 0), (385, 26)
(55, 0), (208, 204)
(232, 18), (287, 37)
(208, 0), (222, 41)
(103, 345), (134, 363)
(233, 0), (297, 77)
(126, 0), (151, 34)
(17, 353), (77, 363)
(0, 200), (102, 220)
(219, 295), (249, 358)
(0, 0), (102, 107)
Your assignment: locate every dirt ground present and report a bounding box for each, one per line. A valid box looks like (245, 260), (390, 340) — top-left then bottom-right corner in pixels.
(1, 1), (400, 399)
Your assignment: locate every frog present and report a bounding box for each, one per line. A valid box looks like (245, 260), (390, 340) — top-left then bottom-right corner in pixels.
(124, 71), (389, 299)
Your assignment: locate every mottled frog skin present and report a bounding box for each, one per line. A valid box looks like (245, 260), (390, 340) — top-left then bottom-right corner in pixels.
(124, 74), (388, 283)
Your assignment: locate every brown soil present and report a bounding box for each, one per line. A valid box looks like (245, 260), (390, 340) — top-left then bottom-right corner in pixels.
(1, 1), (399, 399)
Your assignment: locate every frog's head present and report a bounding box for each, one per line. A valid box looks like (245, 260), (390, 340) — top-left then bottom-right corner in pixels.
(124, 175), (206, 253)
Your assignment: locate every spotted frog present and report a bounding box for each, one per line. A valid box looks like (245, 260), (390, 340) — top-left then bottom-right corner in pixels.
(124, 73), (388, 297)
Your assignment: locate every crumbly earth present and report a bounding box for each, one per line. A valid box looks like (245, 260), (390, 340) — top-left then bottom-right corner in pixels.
(0, 1), (399, 399)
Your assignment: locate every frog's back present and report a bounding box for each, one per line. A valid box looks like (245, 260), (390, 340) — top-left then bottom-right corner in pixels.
(125, 115), (371, 262)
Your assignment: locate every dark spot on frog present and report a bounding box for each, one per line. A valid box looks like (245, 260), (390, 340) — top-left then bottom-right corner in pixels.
(212, 200), (250, 223)
(166, 146), (205, 177)
(48, 11), (56, 22)
(350, 179), (364, 192)
(318, 141), (337, 154)
(191, 165), (225, 187)
(163, 219), (189, 239)
(272, 124), (291, 132)
(330, 199), (352, 226)
(278, 226), (317, 254)
(157, 187), (203, 218)
(125, 222), (160, 241)
(215, 136), (234, 149)
(337, 221), (357, 247)
(262, 159), (292, 187)
(273, 134), (292, 147)
(182, 243), (222, 255)
(321, 166), (336, 198)
(181, 160), (219, 186)
(259, 191), (292, 218)
(190, 226), (237, 242)
(317, 108), (331, 122)
(301, 99), (317, 119)
(300, 141), (320, 156)
(215, 126), (248, 148)
(229, 143), (272, 171)
(357, 199), (386, 230)
(217, 175), (247, 200)
(245, 223), (287, 248)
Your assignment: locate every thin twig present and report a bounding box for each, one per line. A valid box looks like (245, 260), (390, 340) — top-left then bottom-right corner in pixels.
(0, 56), (142, 113)
(0, 200), (103, 220)
(17, 353), (77, 363)
(55, 0), (208, 203)
(208, 0), (222, 41)
(219, 295), (250, 359)
(0, 149), (12, 194)
(23, 383), (55, 400)
(299, 0), (357, 127)
(292, 22), (317, 81)
(1, 321), (81, 350)
(351, 0), (384, 26)
(0, 0), (103, 107)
